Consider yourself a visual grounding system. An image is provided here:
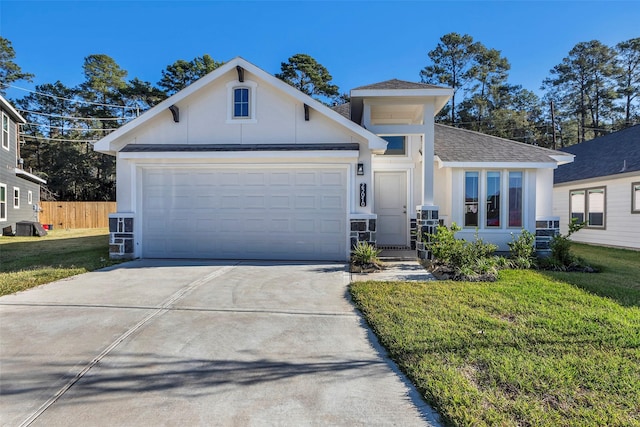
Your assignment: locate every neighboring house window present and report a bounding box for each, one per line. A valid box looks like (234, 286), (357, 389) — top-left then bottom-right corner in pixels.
(233, 87), (250, 118)
(381, 136), (406, 156)
(486, 171), (501, 227)
(465, 171), (479, 227)
(28, 190), (33, 205)
(226, 80), (257, 123)
(0, 184), (6, 221)
(2, 112), (9, 150)
(13, 187), (20, 209)
(570, 187), (606, 228)
(632, 182), (640, 214)
(508, 171), (523, 227)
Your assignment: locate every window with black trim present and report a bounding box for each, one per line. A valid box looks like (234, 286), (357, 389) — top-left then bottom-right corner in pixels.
(13, 187), (20, 209)
(0, 184), (6, 221)
(381, 136), (406, 155)
(632, 182), (640, 214)
(570, 187), (605, 228)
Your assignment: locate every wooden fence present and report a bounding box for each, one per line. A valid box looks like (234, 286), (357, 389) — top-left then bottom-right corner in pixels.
(39, 201), (117, 229)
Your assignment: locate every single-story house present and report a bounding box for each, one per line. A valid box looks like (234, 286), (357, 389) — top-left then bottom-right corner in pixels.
(94, 57), (573, 261)
(553, 124), (640, 250)
(1, 95), (46, 234)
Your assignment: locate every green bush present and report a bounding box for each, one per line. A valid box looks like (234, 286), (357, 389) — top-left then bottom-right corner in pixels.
(507, 230), (537, 269)
(427, 223), (499, 281)
(351, 241), (382, 266)
(548, 218), (586, 268)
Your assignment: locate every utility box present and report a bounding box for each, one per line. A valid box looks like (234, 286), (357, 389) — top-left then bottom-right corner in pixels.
(16, 221), (48, 237)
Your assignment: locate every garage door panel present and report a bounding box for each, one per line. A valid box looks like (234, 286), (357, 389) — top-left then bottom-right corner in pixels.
(142, 167), (347, 260)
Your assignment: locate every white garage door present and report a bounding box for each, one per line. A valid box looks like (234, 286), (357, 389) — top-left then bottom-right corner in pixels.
(141, 167), (348, 260)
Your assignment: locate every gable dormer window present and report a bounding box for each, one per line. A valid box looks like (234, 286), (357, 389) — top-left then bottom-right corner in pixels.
(226, 80), (257, 124)
(233, 88), (250, 118)
(2, 112), (9, 151)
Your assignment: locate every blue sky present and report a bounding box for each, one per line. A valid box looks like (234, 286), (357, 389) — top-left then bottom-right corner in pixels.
(1, 1), (639, 101)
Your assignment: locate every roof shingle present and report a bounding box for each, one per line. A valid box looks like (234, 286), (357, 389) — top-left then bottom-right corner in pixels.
(352, 79), (448, 91)
(435, 124), (567, 164)
(554, 124), (640, 184)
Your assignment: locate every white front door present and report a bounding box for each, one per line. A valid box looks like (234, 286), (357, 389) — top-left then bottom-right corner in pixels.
(374, 171), (408, 246)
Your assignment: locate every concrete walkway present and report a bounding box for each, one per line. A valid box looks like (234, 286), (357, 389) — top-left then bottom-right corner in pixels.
(350, 250), (436, 282)
(0, 260), (441, 426)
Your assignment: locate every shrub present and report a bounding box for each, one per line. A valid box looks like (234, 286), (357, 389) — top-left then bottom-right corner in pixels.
(427, 223), (499, 281)
(351, 241), (382, 266)
(549, 218), (586, 268)
(507, 230), (537, 269)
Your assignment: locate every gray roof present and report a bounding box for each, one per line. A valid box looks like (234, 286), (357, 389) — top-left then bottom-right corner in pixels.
(434, 124), (567, 164)
(121, 143), (360, 152)
(330, 103), (568, 165)
(554, 124), (640, 184)
(352, 79), (447, 91)
(332, 102), (351, 120)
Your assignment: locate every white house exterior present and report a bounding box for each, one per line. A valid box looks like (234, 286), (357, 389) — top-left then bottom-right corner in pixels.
(94, 57), (572, 261)
(553, 125), (640, 250)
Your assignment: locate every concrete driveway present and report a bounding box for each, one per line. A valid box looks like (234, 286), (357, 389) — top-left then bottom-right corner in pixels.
(0, 260), (440, 426)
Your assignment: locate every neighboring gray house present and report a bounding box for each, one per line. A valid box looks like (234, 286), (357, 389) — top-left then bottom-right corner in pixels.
(1, 95), (46, 234)
(553, 124), (640, 249)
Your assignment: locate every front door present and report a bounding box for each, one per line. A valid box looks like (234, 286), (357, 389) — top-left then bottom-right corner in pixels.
(374, 171), (408, 247)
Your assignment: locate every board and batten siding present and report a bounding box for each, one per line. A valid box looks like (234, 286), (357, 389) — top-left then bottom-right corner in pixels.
(553, 174), (640, 249)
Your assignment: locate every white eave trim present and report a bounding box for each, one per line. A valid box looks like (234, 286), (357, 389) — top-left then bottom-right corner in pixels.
(119, 150), (360, 161)
(0, 95), (27, 124)
(438, 161), (560, 169)
(15, 168), (47, 184)
(549, 153), (575, 165)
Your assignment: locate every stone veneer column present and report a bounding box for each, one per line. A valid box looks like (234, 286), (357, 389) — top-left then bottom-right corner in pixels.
(109, 213), (135, 259)
(535, 216), (560, 257)
(349, 214), (377, 251)
(415, 206), (439, 260)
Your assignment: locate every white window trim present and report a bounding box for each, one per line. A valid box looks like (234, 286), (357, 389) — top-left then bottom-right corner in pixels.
(632, 182), (640, 214)
(28, 190), (33, 205)
(226, 80), (258, 124)
(13, 186), (20, 209)
(2, 112), (9, 151)
(0, 183), (6, 221)
(507, 170), (524, 229)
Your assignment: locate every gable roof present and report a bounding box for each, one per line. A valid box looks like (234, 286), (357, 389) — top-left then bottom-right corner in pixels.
(352, 79), (447, 91)
(94, 57), (387, 155)
(330, 103), (572, 167)
(554, 124), (640, 184)
(0, 95), (26, 124)
(434, 125), (572, 166)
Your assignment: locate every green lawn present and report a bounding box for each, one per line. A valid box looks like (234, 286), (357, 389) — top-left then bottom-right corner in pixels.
(0, 228), (120, 296)
(350, 244), (640, 427)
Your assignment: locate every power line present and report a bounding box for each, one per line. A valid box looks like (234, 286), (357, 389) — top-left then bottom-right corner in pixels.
(17, 108), (132, 121)
(23, 122), (115, 132)
(21, 135), (99, 144)
(3, 83), (139, 110)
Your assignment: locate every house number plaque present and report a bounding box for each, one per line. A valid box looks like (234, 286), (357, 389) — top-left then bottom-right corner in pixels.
(359, 183), (367, 207)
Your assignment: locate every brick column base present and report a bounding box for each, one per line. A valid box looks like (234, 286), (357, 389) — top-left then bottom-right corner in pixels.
(109, 213), (135, 259)
(349, 214), (377, 252)
(416, 206), (439, 260)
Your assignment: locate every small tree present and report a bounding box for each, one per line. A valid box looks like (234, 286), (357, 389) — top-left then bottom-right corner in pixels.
(276, 54), (339, 103)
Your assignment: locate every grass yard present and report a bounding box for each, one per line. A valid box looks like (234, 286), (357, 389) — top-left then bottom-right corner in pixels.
(351, 244), (640, 426)
(0, 228), (120, 296)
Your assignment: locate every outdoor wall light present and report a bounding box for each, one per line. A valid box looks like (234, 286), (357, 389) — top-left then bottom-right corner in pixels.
(357, 163), (364, 175)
